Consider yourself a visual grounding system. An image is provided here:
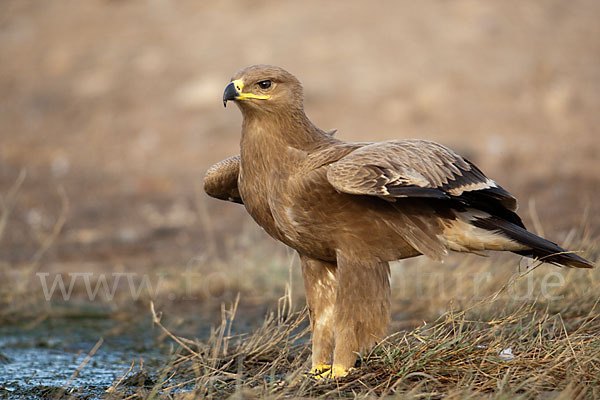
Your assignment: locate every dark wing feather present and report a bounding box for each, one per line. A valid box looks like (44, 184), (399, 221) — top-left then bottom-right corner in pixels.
(327, 139), (520, 221)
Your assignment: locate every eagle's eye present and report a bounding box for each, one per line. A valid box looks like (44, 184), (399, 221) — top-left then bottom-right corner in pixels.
(257, 80), (272, 90)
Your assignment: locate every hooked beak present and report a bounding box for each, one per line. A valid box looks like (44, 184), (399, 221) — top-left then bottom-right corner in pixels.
(222, 79), (270, 107)
(222, 81), (238, 107)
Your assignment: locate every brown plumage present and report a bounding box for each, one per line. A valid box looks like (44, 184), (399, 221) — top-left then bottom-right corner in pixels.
(205, 65), (594, 378)
(204, 155), (243, 204)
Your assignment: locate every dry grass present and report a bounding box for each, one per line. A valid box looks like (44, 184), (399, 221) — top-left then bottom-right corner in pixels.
(97, 234), (598, 399)
(132, 265), (600, 399)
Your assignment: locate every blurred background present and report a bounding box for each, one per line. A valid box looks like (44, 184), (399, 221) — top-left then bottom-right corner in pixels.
(2, 0), (600, 321)
(0, 0), (599, 392)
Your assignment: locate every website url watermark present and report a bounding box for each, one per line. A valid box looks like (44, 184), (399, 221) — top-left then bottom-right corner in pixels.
(36, 272), (164, 301)
(35, 268), (568, 303)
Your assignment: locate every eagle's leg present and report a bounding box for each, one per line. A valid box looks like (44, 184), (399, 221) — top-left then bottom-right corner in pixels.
(300, 254), (337, 374)
(332, 251), (391, 377)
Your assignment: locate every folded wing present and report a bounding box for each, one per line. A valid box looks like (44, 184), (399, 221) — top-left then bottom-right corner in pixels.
(327, 139), (520, 224)
(204, 155), (243, 204)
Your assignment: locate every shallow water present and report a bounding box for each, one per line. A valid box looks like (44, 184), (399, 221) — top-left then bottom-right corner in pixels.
(0, 316), (169, 399)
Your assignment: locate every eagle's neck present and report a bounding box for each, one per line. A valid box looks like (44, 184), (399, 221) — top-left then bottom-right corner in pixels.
(237, 108), (329, 239)
(240, 108), (332, 152)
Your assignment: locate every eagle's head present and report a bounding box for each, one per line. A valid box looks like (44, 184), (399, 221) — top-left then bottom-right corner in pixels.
(223, 65), (304, 114)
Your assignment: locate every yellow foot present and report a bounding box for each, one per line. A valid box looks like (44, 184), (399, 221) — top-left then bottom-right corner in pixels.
(331, 365), (355, 378)
(310, 364), (354, 380)
(310, 364), (331, 375)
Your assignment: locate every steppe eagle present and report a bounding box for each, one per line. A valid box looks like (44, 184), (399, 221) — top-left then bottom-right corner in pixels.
(204, 65), (594, 379)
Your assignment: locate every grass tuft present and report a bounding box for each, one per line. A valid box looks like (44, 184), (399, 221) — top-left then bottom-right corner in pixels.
(144, 267), (600, 399)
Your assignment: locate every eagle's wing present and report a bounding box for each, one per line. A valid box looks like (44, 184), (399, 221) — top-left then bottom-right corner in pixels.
(327, 139), (520, 221)
(204, 155), (243, 204)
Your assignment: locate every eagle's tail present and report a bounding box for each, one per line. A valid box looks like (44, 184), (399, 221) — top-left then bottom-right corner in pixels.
(472, 216), (594, 269)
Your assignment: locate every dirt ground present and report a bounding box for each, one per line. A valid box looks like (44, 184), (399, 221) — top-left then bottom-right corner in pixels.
(1, 0), (599, 312)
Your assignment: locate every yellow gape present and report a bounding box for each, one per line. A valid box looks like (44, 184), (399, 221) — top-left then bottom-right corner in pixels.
(231, 79), (270, 101)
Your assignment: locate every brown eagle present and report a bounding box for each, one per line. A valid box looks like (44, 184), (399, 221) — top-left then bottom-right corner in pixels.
(204, 65), (594, 379)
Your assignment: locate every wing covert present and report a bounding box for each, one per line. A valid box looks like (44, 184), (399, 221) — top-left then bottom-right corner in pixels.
(204, 155), (243, 204)
(326, 139), (518, 211)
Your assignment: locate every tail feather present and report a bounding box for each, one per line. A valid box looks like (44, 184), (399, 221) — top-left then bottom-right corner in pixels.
(472, 216), (594, 269)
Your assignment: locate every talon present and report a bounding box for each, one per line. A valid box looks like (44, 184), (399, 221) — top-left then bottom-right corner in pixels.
(309, 364), (331, 381)
(309, 364), (354, 380)
(310, 364), (331, 375)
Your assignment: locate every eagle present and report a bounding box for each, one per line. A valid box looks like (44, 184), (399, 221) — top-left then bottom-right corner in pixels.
(204, 65), (594, 379)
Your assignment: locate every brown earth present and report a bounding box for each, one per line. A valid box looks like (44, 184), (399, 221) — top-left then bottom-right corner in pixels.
(0, 0), (599, 317)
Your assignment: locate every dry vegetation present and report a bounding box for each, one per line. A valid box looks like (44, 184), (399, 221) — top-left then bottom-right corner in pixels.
(1, 0), (600, 398)
(147, 301), (600, 399)
(120, 239), (600, 399)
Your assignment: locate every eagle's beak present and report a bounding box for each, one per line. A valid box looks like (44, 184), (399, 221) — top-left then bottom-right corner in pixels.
(222, 81), (239, 107)
(223, 79), (270, 107)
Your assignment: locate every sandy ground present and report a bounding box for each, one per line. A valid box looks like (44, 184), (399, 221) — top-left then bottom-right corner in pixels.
(1, 1), (599, 311)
